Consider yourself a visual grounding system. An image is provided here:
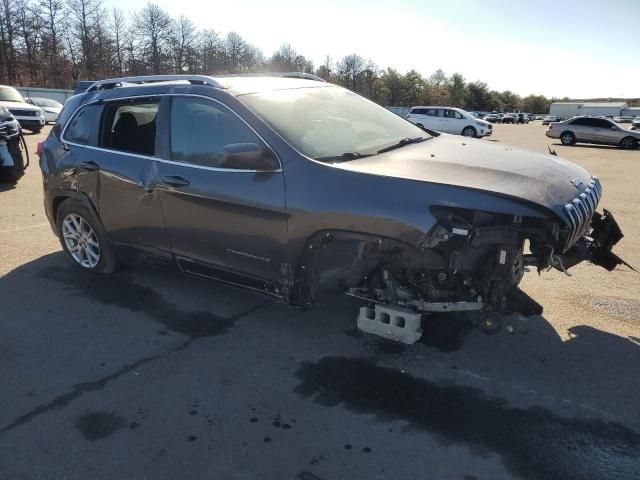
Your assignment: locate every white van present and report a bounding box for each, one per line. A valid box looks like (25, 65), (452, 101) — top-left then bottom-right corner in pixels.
(407, 106), (492, 138)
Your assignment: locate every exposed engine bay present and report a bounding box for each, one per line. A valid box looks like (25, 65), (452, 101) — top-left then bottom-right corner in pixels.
(299, 196), (630, 341)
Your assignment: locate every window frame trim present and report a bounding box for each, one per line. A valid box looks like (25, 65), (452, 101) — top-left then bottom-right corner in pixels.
(61, 93), (283, 173)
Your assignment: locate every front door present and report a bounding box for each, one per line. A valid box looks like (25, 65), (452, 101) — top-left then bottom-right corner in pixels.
(154, 95), (288, 290)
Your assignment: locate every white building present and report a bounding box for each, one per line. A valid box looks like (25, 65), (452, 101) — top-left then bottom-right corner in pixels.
(549, 101), (627, 119)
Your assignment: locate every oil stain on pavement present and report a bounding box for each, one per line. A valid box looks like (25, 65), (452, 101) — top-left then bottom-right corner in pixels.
(40, 267), (268, 338)
(294, 356), (640, 480)
(75, 411), (127, 441)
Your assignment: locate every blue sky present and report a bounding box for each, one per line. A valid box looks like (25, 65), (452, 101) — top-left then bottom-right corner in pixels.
(107, 0), (640, 98)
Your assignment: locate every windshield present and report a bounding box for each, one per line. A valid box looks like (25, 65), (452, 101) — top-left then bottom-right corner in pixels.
(0, 87), (25, 103)
(239, 86), (430, 160)
(32, 97), (62, 108)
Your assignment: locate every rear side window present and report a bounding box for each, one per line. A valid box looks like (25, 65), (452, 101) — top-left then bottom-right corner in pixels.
(64, 104), (102, 145)
(426, 109), (442, 117)
(99, 100), (159, 156)
(444, 110), (463, 119)
(170, 97), (262, 169)
(570, 118), (588, 126)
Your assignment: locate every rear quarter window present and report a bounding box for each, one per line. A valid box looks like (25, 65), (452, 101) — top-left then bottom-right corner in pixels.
(63, 104), (102, 145)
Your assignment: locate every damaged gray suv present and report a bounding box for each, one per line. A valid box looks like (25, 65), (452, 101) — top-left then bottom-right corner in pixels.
(40, 74), (629, 338)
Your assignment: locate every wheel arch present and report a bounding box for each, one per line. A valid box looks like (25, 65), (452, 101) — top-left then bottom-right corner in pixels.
(288, 229), (418, 308)
(50, 190), (100, 234)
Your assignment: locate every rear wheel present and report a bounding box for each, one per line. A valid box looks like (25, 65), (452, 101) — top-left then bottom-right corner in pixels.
(56, 199), (117, 273)
(560, 131), (576, 145)
(462, 126), (477, 138)
(28, 128), (42, 134)
(620, 136), (638, 149)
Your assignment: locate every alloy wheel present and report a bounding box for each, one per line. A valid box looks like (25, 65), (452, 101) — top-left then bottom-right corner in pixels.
(62, 213), (101, 268)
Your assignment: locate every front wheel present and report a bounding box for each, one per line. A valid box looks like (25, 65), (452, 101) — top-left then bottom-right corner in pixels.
(620, 136), (638, 149)
(56, 199), (117, 273)
(462, 126), (477, 138)
(560, 131), (576, 145)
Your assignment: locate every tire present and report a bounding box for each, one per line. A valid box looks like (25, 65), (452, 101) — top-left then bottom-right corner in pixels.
(29, 128), (42, 134)
(620, 136), (638, 149)
(462, 126), (477, 138)
(56, 199), (117, 273)
(560, 131), (576, 145)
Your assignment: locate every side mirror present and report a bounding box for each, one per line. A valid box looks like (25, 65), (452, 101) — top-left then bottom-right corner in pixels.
(221, 143), (279, 171)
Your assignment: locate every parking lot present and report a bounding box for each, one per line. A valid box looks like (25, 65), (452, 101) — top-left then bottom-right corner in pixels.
(1, 123), (639, 479)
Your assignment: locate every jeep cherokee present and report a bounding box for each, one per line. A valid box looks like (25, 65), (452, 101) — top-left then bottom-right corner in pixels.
(39, 74), (629, 333)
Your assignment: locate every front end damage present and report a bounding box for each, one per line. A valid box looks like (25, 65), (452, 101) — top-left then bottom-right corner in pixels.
(296, 177), (630, 342)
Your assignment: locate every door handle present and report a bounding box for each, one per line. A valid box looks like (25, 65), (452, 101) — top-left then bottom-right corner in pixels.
(79, 160), (100, 171)
(161, 175), (191, 188)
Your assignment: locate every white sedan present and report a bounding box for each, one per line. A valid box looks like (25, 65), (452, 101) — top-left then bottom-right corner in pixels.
(26, 97), (63, 123)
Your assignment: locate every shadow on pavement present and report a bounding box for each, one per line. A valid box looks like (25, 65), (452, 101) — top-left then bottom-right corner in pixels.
(1, 252), (639, 480)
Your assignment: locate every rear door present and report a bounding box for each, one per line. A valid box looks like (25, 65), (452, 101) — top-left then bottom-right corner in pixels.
(62, 98), (168, 254)
(154, 94), (288, 289)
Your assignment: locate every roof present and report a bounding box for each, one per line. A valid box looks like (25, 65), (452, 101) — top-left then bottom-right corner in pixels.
(216, 76), (330, 96)
(582, 102), (627, 108)
(85, 73), (327, 96)
(551, 101), (627, 108)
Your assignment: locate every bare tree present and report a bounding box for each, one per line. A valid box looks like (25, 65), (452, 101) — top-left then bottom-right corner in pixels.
(0, 0), (18, 84)
(171, 15), (196, 73)
(337, 53), (365, 91)
(134, 2), (173, 74)
(109, 8), (126, 76)
(198, 28), (225, 74)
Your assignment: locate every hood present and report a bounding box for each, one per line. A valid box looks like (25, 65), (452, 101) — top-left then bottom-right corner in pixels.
(334, 134), (592, 214)
(0, 100), (42, 113)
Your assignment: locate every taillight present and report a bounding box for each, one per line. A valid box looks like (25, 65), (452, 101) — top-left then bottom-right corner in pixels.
(36, 141), (43, 158)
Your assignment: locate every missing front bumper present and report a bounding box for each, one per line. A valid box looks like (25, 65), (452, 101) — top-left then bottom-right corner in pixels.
(561, 209), (634, 272)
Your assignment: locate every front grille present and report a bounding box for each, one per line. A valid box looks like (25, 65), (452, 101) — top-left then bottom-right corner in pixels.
(8, 109), (37, 117)
(563, 176), (602, 250)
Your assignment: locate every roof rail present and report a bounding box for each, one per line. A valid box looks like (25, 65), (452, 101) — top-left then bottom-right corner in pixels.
(224, 72), (327, 82)
(86, 75), (226, 92)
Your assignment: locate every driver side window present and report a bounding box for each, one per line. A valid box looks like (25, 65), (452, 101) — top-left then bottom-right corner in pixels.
(170, 97), (263, 169)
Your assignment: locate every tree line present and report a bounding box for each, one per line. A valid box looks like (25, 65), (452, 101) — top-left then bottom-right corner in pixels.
(1, 0), (556, 112)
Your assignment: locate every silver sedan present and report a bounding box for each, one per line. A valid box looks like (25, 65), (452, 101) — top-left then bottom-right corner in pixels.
(545, 116), (639, 149)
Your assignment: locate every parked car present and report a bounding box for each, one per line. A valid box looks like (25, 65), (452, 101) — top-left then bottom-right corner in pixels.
(501, 113), (518, 124)
(0, 85), (45, 133)
(614, 116), (635, 124)
(542, 115), (560, 125)
(26, 97), (63, 123)
(407, 106), (492, 138)
(534, 115), (544, 120)
(517, 113), (530, 124)
(39, 74), (628, 340)
(485, 113), (502, 123)
(0, 106), (27, 181)
(631, 117), (640, 130)
(546, 115), (639, 148)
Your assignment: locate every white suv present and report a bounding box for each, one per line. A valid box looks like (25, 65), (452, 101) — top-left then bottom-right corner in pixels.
(0, 85), (45, 133)
(407, 106), (492, 138)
